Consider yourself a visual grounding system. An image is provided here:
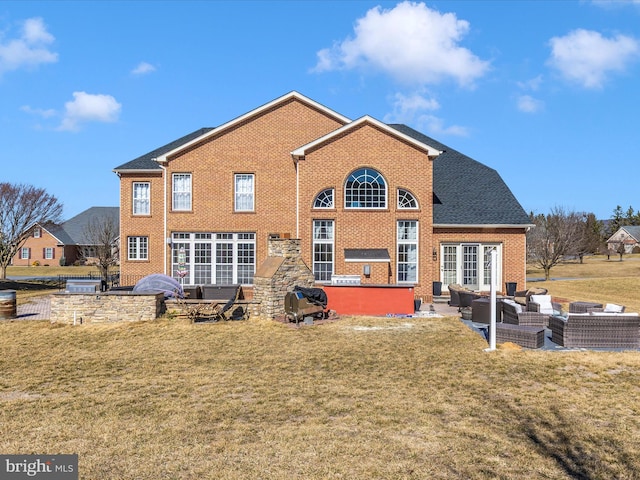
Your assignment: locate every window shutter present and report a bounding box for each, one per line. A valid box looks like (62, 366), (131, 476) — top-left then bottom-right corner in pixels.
(28, 248), (31, 259)
(43, 248), (46, 258)
(52, 249), (55, 259)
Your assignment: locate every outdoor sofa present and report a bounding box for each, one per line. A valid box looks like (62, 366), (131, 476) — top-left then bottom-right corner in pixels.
(548, 312), (640, 348)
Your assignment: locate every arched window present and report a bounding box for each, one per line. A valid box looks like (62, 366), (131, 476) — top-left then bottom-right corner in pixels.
(345, 168), (387, 209)
(397, 188), (418, 209)
(313, 188), (334, 209)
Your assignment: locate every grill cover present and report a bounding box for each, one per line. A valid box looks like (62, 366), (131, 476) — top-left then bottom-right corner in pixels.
(133, 274), (184, 299)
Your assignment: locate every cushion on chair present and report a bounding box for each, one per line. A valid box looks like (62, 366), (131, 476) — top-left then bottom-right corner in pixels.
(604, 303), (624, 313)
(530, 294), (554, 314)
(503, 298), (522, 313)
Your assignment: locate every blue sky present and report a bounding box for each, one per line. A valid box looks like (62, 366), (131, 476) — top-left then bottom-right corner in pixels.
(2, 1), (639, 221)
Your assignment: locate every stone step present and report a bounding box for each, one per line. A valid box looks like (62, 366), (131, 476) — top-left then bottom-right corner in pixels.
(432, 295), (450, 304)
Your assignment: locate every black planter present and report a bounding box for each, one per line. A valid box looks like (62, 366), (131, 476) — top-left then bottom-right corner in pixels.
(433, 281), (443, 296)
(505, 282), (517, 296)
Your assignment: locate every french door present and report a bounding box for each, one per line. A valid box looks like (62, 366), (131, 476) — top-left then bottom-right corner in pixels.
(441, 243), (501, 291)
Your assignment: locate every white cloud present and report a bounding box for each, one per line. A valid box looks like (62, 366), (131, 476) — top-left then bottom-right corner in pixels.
(384, 91), (440, 123)
(517, 75), (543, 91)
(417, 115), (468, 137)
(591, 0), (640, 7)
(20, 105), (56, 118)
(516, 95), (544, 113)
(58, 92), (122, 131)
(312, 1), (490, 87)
(547, 29), (640, 88)
(0, 17), (58, 75)
(131, 61), (156, 75)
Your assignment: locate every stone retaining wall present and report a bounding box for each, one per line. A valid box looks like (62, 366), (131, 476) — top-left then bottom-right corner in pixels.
(50, 292), (165, 325)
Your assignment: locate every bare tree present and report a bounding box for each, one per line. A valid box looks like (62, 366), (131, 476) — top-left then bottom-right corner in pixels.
(79, 214), (119, 286)
(527, 206), (584, 280)
(0, 183), (63, 279)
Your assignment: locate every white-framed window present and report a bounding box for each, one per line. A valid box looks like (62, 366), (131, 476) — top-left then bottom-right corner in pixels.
(235, 174), (254, 212)
(44, 247), (54, 260)
(397, 220), (418, 283)
(397, 188), (418, 209)
(171, 232), (255, 285)
(313, 188), (334, 209)
(133, 182), (150, 215)
(345, 168), (387, 209)
(21, 247), (30, 260)
(172, 173), (192, 211)
(313, 220), (334, 282)
(441, 243), (502, 291)
(33, 227), (41, 238)
(128, 236), (148, 260)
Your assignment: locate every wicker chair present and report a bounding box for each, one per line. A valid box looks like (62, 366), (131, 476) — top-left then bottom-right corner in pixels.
(501, 299), (550, 327)
(513, 287), (548, 306)
(448, 284), (481, 309)
(549, 313), (640, 348)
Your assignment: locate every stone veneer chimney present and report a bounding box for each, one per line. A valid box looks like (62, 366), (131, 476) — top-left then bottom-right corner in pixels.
(252, 238), (316, 319)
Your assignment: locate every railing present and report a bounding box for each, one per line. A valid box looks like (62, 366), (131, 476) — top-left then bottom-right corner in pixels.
(56, 272), (122, 290)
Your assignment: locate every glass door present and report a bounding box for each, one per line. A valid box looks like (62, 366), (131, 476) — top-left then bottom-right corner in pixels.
(462, 244), (479, 290)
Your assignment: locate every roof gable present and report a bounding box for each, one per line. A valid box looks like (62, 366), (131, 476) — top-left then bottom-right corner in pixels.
(291, 116), (442, 159)
(153, 91), (351, 164)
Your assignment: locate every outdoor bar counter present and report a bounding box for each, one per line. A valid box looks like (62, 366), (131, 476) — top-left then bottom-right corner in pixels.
(323, 284), (415, 316)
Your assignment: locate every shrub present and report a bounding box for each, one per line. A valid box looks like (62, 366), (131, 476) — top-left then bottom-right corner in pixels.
(31, 260), (40, 267)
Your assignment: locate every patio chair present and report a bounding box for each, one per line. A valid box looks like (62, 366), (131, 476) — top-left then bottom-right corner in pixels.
(527, 294), (562, 315)
(501, 298), (550, 327)
(448, 284), (480, 309)
(514, 287), (548, 306)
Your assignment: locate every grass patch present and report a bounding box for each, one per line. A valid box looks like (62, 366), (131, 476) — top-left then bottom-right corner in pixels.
(2, 317), (640, 478)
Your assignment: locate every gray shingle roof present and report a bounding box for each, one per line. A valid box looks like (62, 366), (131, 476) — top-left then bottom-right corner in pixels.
(388, 124), (531, 226)
(47, 207), (120, 245)
(621, 226), (640, 241)
(113, 128), (214, 171)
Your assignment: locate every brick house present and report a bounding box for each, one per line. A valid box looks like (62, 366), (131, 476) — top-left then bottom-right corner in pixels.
(12, 207), (120, 267)
(113, 91), (531, 300)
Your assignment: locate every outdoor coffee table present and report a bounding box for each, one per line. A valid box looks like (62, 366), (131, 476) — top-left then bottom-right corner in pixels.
(569, 301), (603, 314)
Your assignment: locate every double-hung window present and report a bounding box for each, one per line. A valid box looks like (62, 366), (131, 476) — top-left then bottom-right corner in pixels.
(235, 174), (254, 212)
(128, 236), (148, 260)
(44, 247), (54, 260)
(313, 220), (334, 282)
(21, 247), (30, 260)
(397, 220), (418, 283)
(133, 182), (150, 215)
(172, 173), (192, 211)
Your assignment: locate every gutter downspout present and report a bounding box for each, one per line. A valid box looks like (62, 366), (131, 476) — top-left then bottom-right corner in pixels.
(296, 158), (299, 238)
(159, 163), (168, 275)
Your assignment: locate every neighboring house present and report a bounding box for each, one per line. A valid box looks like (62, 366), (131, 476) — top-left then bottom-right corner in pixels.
(606, 226), (640, 254)
(12, 207), (120, 267)
(113, 91), (532, 300)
